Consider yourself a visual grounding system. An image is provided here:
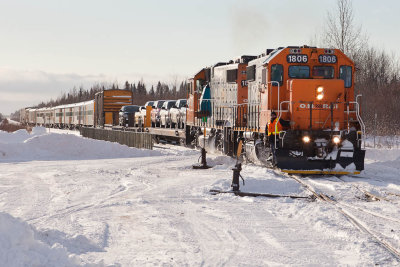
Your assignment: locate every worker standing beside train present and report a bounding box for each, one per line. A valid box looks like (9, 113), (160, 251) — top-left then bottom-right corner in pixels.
(265, 111), (290, 158)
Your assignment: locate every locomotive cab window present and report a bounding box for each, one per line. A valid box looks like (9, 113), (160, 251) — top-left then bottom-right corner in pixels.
(340, 65), (352, 88)
(288, 65), (310, 78)
(227, 69), (238, 83)
(313, 66), (334, 79)
(271, 64), (283, 86)
(246, 65), (256, 81)
(196, 80), (206, 93)
(261, 68), (267, 85)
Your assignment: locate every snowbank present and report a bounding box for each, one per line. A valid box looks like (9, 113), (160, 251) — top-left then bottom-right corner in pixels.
(0, 127), (161, 162)
(365, 135), (400, 149)
(7, 119), (22, 126)
(0, 119), (21, 126)
(0, 129), (31, 144)
(365, 147), (400, 163)
(0, 212), (96, 267)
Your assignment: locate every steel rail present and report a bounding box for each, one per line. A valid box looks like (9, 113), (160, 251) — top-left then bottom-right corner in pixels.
(288, 174), (400, 261)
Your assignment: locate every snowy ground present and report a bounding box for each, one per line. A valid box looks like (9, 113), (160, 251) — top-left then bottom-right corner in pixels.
(1, 128), (400, 266)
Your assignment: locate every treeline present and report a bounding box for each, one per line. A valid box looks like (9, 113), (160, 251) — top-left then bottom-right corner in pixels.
(32, 80), (188, 109)
(355, 48), (400, 135)
(321, 0), (400, 135)
(124, 80), (188, 105)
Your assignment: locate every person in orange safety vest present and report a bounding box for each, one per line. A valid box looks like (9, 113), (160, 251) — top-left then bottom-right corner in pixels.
(265, 111), (290, 147)
(267, 112), (283, 136)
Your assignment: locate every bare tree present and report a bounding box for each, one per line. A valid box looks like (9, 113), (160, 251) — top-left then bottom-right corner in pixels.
(324, 0), (366, 59)
(320, 0), (400, 136)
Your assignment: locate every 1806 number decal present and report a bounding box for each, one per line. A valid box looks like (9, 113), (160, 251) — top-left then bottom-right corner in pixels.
(318, 55), (337, 63)
(287, 54), (308, 63)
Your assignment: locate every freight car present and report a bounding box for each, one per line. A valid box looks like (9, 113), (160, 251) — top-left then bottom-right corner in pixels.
(94, 89), (133, 126)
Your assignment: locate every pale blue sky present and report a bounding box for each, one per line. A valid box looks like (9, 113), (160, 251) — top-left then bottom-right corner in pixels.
(0, 0), (399, 114)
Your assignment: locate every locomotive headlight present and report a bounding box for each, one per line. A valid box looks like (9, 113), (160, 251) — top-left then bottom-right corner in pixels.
(316, 86), (324, 100)
(333, 136), (341, 144)
(303, 136), (311, 143)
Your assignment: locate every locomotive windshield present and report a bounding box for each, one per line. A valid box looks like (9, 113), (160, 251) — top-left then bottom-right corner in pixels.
(271, 64), (283, 86)
(340, 65), (352, 88)
(288, 65), (310, 78)
(312, 66), (334, 79)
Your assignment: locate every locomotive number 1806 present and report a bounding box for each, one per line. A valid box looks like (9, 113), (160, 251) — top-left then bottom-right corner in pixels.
(318, 55), (337, 63)
(286, 54), (308, 63)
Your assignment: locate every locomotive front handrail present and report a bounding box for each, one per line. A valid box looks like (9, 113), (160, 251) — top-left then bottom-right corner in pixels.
(267, 81), (280, 115)
(277, 101), (291, 149)
(349, 100), (366, 149)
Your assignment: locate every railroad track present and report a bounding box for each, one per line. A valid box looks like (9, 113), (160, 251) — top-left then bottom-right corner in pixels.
(333, 176), (389, 201)
(336, 175), (400, 202)
(288, 174), (400, 262)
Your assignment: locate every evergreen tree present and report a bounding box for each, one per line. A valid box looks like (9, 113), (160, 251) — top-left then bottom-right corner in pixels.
(162, 84), (170, 99)
(156, 81), (162, 98)
(172, 85), (177, 97)
(124, 81), (131, 90)
(132, 83), (137, 95)
(149, 85), (155, 98)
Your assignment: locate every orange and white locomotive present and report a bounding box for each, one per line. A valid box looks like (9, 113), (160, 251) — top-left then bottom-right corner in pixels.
(186, 46), (365, 175)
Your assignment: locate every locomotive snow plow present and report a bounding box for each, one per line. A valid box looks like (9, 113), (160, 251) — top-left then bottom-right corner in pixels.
(248, 132), (365, 175)
(272, 131), (365, 175)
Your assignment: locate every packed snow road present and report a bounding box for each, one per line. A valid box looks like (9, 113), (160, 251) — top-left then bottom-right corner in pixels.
(0, 128), (400, 266)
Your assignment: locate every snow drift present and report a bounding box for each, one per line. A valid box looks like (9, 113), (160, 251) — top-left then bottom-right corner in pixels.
(0, 127), (161, 162)
(0, 212), (100, 267)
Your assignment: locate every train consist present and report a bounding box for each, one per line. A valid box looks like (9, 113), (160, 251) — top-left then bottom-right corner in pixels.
(21, 46), (366, 175)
